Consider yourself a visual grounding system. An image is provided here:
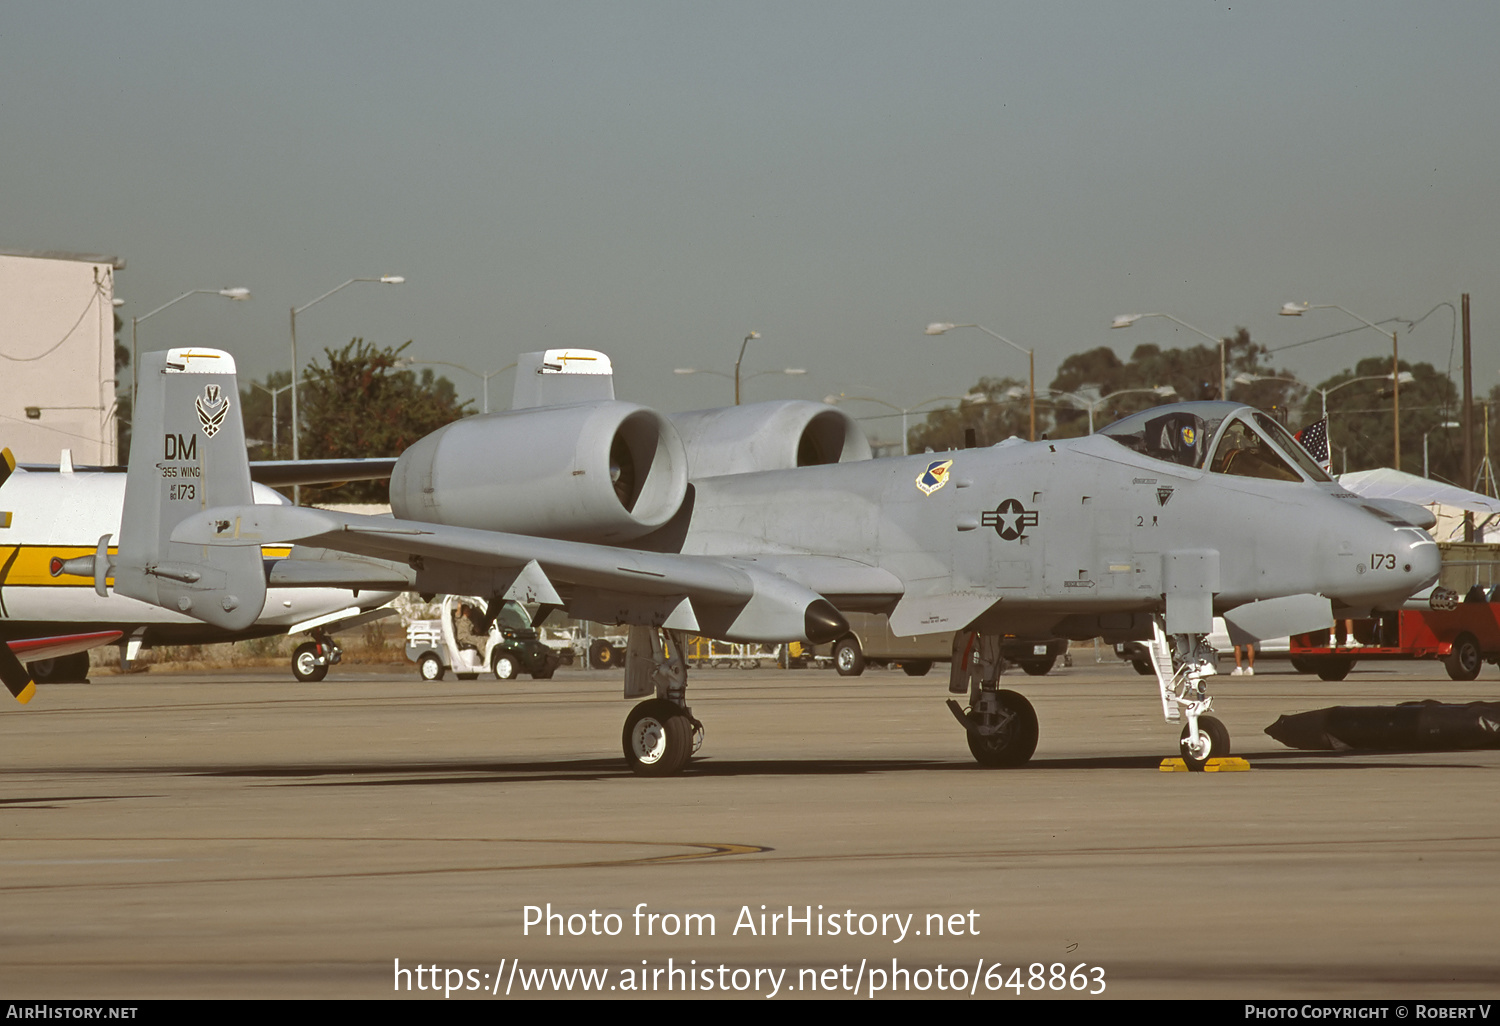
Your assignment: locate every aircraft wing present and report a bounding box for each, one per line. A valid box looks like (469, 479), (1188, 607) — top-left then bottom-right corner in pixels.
(248, 458), (399, 487)
(0, 629), (122, 704)
(167, 504), (898, 642)
(12, 458), (399, 487)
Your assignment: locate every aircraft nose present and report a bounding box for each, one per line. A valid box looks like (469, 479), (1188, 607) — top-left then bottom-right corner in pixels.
(1406, 530), (1441, 589)
(1358, 526), (1441, 610)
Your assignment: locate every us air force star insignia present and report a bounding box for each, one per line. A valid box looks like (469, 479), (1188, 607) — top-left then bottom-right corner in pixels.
(982, 498), (1039, 540)
(916, 459), (954, 496)
(195, 384), (230, 438)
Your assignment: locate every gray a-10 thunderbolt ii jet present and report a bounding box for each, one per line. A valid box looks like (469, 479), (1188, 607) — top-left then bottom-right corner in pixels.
(106, 347), (1441, 775)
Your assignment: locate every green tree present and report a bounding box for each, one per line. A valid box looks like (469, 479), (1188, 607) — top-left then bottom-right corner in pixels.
(1045, 328), (1303, 438)
(1309, 358), (1458, 478)
(296, 339), (472, 502)
(912, 329), (1304, 447)
(905, 376), (1034, 453)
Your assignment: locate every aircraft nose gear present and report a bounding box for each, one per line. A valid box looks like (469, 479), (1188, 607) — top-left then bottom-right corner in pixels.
(945, 632), (1039, 767)
(1147, 618), (1229, 771)
(621, 627), (701, 776)
(1179, 715), (1230, 770)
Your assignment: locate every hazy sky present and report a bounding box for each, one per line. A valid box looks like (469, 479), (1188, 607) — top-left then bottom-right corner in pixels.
(4, 2), (1496, 444)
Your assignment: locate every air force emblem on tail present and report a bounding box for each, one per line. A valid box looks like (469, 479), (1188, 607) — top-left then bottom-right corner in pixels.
(195, 384), (230, 438)
(916, 459), (954, 496)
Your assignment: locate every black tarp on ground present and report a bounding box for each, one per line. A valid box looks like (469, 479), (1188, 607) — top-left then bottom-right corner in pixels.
(1265, 700), (1500, 751)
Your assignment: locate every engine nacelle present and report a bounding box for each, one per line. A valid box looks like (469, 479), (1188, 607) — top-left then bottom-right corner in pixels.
(668, 400), (871, 478)
(390, 401), (689, 542)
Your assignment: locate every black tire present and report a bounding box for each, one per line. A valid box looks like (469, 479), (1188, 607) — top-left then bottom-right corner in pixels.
(965, 689), (1039, 768)
(418, 652), (445, 682)
(292, 642), (329, 683)
(588, 639), (615, 670)
(1445, 634), (1483, 681)
(1179, 715), (1231, 771)
(1131, 659), (1153, 676)
(622, 699), (693, 776)
(1315, 658), (1354, 682)
(1289, 656), (1317, 674)
(492, 653), (519, 680)
(28, 651), (91, 684)
(901, 660), (932, 677)
(1019, 656), (1056, 676)
(833, 637), (865, 677)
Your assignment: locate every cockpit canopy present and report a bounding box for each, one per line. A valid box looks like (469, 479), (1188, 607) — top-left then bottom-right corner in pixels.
(1098, 401), (1331, 483)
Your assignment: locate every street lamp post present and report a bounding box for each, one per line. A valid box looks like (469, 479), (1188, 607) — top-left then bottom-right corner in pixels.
(129, 287), (251, 405)
(1111, 313), (1227, 399)
(409, 360), (517, 414)
(249, 380), (294, 458)
(827, 393), (988, 456)
(733, 332), (761, 406)
(1044, 385), (1178, 434)
(676, 365), (805, 405)
(289, 276), (404, 502)
(1280, 302), (1404, 470)
(924, 323), (1035, 440)
(1425, 422), (1461, 479)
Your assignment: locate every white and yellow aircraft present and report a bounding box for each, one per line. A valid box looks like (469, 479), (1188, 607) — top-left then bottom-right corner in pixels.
(0, 447), (402, 692)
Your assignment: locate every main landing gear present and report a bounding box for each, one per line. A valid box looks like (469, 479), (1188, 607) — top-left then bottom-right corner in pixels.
(1144, 618), (1231, 770)
(292, 629), (342, 683)
(945, 632), (1039, 768)
(620, 627), (703, 776)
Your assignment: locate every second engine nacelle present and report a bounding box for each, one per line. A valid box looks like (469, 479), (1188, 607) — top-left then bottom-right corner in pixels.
(390, 401), (689, 543)
(668, 400), (872, 478)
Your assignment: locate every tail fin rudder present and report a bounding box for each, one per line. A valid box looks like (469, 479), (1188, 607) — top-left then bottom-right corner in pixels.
(115, 348), (266, 630)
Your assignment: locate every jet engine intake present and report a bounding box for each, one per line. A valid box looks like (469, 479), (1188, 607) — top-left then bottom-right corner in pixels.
(669, 400), (872, 478)
(390, 401), (688, 542)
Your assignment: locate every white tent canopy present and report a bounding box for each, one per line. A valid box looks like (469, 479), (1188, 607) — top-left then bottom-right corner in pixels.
(1338, 468), (1500, 542)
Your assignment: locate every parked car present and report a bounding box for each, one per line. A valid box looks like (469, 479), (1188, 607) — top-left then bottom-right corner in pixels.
(826, 612), (1068, 677)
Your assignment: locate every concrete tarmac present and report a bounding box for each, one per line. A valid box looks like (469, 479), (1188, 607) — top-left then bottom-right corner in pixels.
(0, 655), (1496, 1000)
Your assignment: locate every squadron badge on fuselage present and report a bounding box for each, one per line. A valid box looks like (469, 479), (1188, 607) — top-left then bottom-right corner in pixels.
(916, 459), (954, 496)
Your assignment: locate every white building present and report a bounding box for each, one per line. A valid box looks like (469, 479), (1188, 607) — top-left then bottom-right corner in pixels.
(0, 250), (123, 465)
